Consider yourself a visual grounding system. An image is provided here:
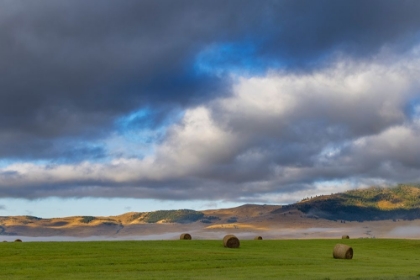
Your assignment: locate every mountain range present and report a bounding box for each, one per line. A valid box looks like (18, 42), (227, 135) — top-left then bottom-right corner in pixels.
(1, 184), (420, 239)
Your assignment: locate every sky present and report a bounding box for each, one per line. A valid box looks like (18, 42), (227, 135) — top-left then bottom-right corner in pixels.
(1, 0), (420, 218)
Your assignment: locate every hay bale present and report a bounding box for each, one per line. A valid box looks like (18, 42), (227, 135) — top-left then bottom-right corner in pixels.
(223, 234), (240, 248)
(14, 239), (22, 242)
(254, 236), (263, 240)
(333, 244), (353, 259)
(180, 233), (192, 240)
(342, 235), (350, 239)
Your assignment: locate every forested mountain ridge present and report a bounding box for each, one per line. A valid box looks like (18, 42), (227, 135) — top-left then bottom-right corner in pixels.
(295, 184), (420, 221)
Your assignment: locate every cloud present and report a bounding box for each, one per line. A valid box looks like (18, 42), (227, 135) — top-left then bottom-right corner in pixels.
(0, 1), (228, 160)
(336, 125), (420, 180)
(1, 0), (420, 163)
(1, 47), (420, 203)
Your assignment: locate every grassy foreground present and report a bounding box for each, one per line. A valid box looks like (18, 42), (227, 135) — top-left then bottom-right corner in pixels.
(1, 239), (420, 280)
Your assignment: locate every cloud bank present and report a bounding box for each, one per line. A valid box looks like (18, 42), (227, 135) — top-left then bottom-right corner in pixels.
(1, 1), (420, 204)
(2, 48), (420, 203)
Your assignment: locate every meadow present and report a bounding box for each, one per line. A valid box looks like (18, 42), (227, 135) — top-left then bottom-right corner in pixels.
(1, 239), (420, 279)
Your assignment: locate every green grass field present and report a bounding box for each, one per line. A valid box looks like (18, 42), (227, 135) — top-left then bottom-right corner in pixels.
(1, 239), (420, 279)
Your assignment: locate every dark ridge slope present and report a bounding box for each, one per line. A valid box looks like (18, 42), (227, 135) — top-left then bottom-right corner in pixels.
(295, 184), (420, 221)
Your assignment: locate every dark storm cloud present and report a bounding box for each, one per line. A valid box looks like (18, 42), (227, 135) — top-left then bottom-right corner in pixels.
(0, 0), (232, 159)
(261, 0), (420, 66)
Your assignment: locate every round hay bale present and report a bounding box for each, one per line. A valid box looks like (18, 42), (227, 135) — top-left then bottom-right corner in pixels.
(180, 233), (192, 240)
(333, 244), (353, 259)
(254, 236), (263, 240)
(14, 239), (22, 242)
(342, 235), (350, 239)
(223, 234), (240, 248)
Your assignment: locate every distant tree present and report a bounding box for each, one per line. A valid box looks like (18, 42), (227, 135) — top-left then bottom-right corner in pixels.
(144, 210), (204, 223)
(226, 217), (237, 223)
(80, 216), (96, 223)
